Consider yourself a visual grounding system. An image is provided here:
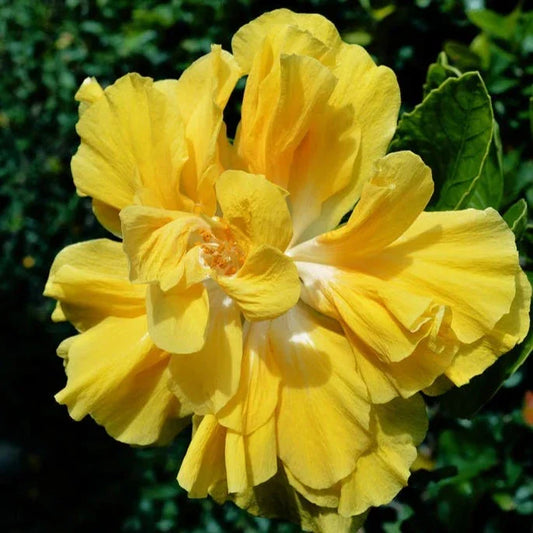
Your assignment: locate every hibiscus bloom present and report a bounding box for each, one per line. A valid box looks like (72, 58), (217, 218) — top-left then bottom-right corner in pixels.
(44, 9), (530, 531)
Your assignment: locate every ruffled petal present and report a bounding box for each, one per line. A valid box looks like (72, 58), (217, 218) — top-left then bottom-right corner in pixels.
(217, 321), (281, 435)
(232, 467), (368, 533)
(232, 9), (341, 73)
(215, 170), (292, 251)
(271, 304), (371, 489)
(328, 43), (400, 211)
(72, 73), (190, 230)
(120, 205), (206, 289)
(289, 44), (401, 243)
(296, 206), (525, 401)
(167, 287), (242, 416)
(232, 11), (400, 243)
(217, 244), (300, 321)
(55, 315), (186, 445)
(178, 415), (227, 498)
(370, 208), (521, 344)
(236, 52), (337, 187)
(147, 283), (209, 354)
(225, 416), (278, 493)
(157, 45), (242, 214)
(338, 395), (427, 516)
(290, 151), (433, 264)
(44, 239), (145, 331)
(277, 395), (427, 517)
(445, 269), (531, 386)
(297, 264), (458, 403)
(234, 42), (362, 244)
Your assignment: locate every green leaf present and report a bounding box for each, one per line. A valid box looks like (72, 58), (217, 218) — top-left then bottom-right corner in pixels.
(423, 52), (461, 97)
(390, 72), (495, 210)
(467, 8), (521, 42)
(443, 41), (482, 71)
(464, 119), (503, 210)
(503, 199), (528, 240)
(439, 325), (533, 419)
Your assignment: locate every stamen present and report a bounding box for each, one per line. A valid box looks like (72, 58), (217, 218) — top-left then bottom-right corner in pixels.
(198, 223), (245, 276)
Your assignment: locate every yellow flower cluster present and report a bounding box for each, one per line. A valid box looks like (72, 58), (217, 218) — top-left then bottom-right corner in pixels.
(44, 9), (530, 532)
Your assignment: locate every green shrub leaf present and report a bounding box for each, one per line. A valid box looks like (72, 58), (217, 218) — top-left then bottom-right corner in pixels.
(390, 72), (496, 210)
(503, 198), (528, 240)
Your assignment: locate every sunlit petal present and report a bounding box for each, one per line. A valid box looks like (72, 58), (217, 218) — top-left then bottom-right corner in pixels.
(72, 73), (190, 230)
(55, 315), (186, 445)
(147, 283), (209, 354)
(44, 239), (145, 331)
(217, 244), (300, 321)
(271, 304), (371, 489)
(168, 287), (242, 415)
(216, 170), (292, 250)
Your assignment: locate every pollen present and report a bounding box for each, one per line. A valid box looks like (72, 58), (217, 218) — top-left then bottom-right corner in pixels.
(198, 226), (245, 276)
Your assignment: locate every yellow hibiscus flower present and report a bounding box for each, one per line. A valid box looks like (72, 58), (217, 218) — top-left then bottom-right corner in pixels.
(44, 8), (530, 531)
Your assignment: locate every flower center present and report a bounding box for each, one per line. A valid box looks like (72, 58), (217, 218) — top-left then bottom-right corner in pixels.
(198, 223), (245, 276)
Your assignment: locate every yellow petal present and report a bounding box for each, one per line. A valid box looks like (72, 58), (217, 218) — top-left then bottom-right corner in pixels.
(370, 208), (521, 344)
(296, 263), (446, 369)
(217, 244), (300, 321)
(297, 207), (525, 400)
(225, 417), (278, 493)
(232, 9), (341, 73)
(284, 467), (340, 509)
(217, 321), (281, 435)
(147, 283), (209, 354)
(236, 53), (337, 187)
(330, 278), (433, 364)
(244, 416), (278, 487)
(290, 44), (402, 243)
(232, 467), (367, 533)
(235, 47), (363, 244)
(120, 205), (206, 289)
(178, 415), (227, 498)
(157, 45), (242, 214)
(328, 43), (400, 210)
(233, 17), (400, 243)
(168, 287), (242, 416)
(445, 269), (531, 386)
(72, 73), (190, 224)
(349, 314), (457, 403)
(215, 170), (292, 250)
(92, 199), (122, 237)
(271, 304), (371, 489)
(55, 315), (186, 445)
(75, 76), (104, 116)
(44, 239), (145, 331)
(339, 395), (427, 516)
(290, 151), (433, 264)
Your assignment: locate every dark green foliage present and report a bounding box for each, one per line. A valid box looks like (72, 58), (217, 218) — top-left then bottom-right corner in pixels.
(2, 1), (532, 532)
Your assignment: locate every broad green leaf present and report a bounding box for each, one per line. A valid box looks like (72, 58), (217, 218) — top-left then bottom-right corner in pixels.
(439, 325), (533, 419)
(423, 52), (461, 97)
(467, 8), (521, 42)
(503, 199), (528, 240)
(470, 33), (491, 69)
(464, 120), (503, 210)
(443, 41), (482, 71)
(503, 152), (533, 206)
(390, 72), (494, 210)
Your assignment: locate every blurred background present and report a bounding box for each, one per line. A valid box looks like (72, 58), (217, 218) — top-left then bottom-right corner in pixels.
(1, 0), (532, 531)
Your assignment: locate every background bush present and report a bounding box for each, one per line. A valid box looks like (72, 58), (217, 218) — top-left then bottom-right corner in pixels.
(1, 0), (531, 531)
